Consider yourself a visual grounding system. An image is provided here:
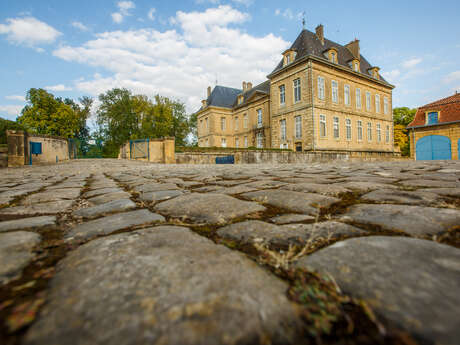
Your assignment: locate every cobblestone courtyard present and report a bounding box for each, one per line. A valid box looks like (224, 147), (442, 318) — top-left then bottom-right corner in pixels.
(0, 159), (459, 345)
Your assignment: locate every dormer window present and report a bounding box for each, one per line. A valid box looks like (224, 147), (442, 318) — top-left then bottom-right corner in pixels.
(349, 59), (360, 72)
(283, 49), (297, 66)
(368, 67), (380, 79)
(426, 111), (439, 125)
(331, 51), (336, 63)
(238, 95), (243, 104)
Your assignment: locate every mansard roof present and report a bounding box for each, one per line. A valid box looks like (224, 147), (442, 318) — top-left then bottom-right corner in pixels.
(407, 93), (460, 128)
(233, 80), (270, 108)
(269, 29), (390, 85)
(205, 85), (242, 109)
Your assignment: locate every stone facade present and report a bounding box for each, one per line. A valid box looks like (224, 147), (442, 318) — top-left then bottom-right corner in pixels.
(196, 25), (395, 155)
(118, 137), (175, 163)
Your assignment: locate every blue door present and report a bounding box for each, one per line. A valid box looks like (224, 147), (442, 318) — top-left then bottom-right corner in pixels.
(416, 135), (451, 160)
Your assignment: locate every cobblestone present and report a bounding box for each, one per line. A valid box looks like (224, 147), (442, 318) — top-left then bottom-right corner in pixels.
(0, 159), (458, 345)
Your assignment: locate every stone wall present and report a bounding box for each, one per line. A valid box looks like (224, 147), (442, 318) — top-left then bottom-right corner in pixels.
(175, 149), (402, 164)
(0, 146), (7, 168)
(6, 130), (71, 167)
(118, 137), (175, 163)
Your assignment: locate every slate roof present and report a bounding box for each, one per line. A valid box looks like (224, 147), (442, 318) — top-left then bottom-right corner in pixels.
(233, 80), (270, 108)
(269, 29), (389, 85)
(407, 93), (460, 128)
(205, 85), (242, 109)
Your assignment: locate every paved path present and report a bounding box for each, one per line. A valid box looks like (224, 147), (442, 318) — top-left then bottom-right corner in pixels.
(0, 159), (459, 345)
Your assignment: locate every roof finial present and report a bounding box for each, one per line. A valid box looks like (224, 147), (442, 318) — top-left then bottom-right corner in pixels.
(215, 73), (218, 86)
(302, 11), (306, 29)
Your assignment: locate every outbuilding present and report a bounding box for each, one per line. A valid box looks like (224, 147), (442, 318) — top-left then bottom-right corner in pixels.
(407, 93), (460, 160)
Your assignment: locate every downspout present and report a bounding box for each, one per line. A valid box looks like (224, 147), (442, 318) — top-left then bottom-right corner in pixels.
(309, 60), (315, 151)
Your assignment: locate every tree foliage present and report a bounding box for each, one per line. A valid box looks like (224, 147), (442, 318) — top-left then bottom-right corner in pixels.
(17, 88), (92, 139)
(0, 117), (25, 145)
(96, 88), (193, 157)
(393, 107), (417, 156)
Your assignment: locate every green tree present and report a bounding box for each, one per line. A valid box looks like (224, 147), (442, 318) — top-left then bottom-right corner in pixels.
(393, 107), (417, 156)
(96, 88), (193, 157)
(17, 88), (91, 139)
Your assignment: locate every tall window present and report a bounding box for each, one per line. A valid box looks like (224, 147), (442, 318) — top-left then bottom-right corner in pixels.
(234, 117), (239, 131)
(243, 114), (248, 129)
(286, 54), (291, 64)
(344, 85), (350, 105)
(366, 91), (371, 111)
(375, 94), (380, 113)
(293, 78), (301, 103)
(346, 119), (352, 140)
(354, 61), (359, 72)
(235, 138), (239, 148)
(377, 123), (381, 142)
(367, 122), (372, 141)
(332, 80), (338, 103)
(384, 97), (389, 114)
(279, 85), (285, 105)
(357, 120), (363, 141)
(257, 109), (263, 127)
(318, 76), (325, 100)
(319, 114), (326, 137)
(333, 117), (339, 139)
(256, 132), (263, 148)
(221, 138), (227, 147)
(244, 136), (248, 148)
(280, 119), (286, 140)
(356, 88), (361, 109)
(295, 116), (302, 138)
(221, 117), (226, 131)
(386, 125), (390, 143)
(205, 117), (208, 129)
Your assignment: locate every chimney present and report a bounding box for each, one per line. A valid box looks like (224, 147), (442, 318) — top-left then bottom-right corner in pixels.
(242, 81), (247, 92)
(345, 39), (360, 60)
(247, 82), (252, 90)
(315, 24), (324, 45)
(207, 86), (211, 98)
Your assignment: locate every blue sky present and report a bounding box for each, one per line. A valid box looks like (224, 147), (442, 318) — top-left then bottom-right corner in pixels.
(1, 0), (459, 122)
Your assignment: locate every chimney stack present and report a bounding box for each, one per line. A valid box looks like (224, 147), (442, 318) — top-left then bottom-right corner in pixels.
(242, 81), (247, 92)
(247, 82), (253, 90)
(345, 39), (360, 60)
(315, 24), (324, 45)
(207, 86), (211, 98)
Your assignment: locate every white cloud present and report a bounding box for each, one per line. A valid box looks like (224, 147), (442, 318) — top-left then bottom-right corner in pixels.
(5, 95), (25, 101)
(45, 84), (73, 92)
(0, 16), (61, 47)
(148, 8), (156, 21)
(274, 8), (300, 20)
(53, 5), (289, 112)
(112, 1), (136, 24)
(381, 69), (400, 81)
(0, 105), (23, 119)
(443, 71), (460, 84)
(71, 21), (89, 31)
(111, 13), (123, 24)
(401, 58), (422, 69)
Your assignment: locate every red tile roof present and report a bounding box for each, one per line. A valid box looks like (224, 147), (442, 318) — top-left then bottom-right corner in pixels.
(408, 93), (460, 128)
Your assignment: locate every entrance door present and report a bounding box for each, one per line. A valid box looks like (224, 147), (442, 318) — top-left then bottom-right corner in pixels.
(416, 135), (451, 160)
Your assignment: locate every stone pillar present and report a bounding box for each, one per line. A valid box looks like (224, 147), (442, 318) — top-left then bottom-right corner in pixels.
(7, 130), (28, 167)
(163, 137), (175, 164)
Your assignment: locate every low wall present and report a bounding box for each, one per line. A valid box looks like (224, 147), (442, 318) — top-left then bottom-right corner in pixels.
(118, 137), (175, 164)
(0, 146), (7, 168)
(6, 130), (71, 167)
(175, 150), (403, 164)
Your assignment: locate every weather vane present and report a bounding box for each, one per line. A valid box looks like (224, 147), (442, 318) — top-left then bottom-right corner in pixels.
(302, 11), (306, 29)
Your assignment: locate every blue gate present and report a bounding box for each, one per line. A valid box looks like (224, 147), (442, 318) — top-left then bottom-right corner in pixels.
(416, 135), (451, 160)
(216, 155), (235, 164)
